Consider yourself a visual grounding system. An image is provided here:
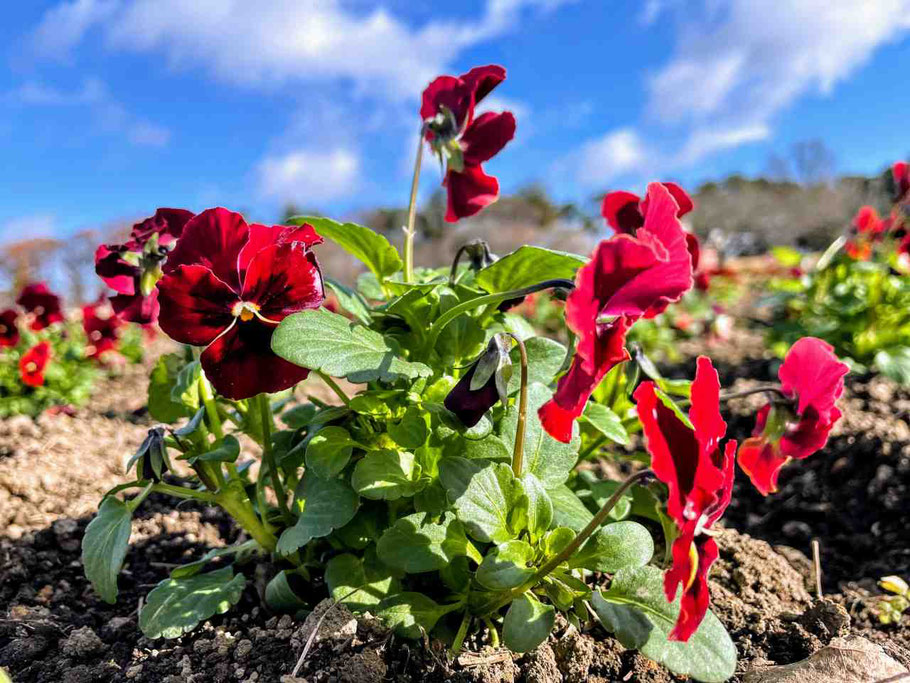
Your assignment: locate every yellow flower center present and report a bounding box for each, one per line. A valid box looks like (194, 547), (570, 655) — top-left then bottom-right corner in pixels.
(231, 301), (260, 322)
(25, 361), (37, 373)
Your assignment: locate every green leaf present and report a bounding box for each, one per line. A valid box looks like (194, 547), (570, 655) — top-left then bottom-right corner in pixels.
(589, 479), (634, 521)
(351, 450), (421, 500)
(292, 216), (402, 281)
(521, 473), (553, 543)
(501, 383), (580, 487)
(377, 512), (475, 573)
(548, 485), (594, 531)
(325, 278), (372, 324)
(476, 540), (536, 590)
(277, 474), (359, 554)
(325, 552), (398, 612)
(475, 246), (585, 293)
(148, 354), (191, 423)
(568, 521), (653, 572)
(502, 593), (555, 653)
(439, 458), (526, 544)
(542, 527), (576, 558)
(507, 337), (567, 394)
(139, 566), (246, 639)
(387, 407), (429, 450)
(170, 545), (247, 579)
(196, 435), (240, 463)
(875, 347), (910, 384)
(460, 433), (511, 462)
(281, 403), (318, 429)
(771, 245), (802, 267)
(81, 497), (132, 604)
(592, 565), (736, 683)
(377, 593), (459, 639)
(264, 570), (309, 616)
(306, 426), (355, 478)
(272, 309), (432, 383)
(581, 403), (629, 446)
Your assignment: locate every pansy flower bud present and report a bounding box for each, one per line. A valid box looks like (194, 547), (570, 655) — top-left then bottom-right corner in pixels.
(444, 334), (513, 427)
(128, 427), (170, 482)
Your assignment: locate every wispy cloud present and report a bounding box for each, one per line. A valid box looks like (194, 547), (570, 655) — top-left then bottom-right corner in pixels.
(256, 147), (360, 204)
(573, 128), (648, 187)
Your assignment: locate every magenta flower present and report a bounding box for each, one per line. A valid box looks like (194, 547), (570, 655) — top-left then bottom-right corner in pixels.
(157, 208), (325, 400)
(421, 65), (516, 222)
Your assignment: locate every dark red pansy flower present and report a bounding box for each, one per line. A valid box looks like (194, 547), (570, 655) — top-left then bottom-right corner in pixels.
(0, 308), (20, 348)
(538, 183), (694, 442)
(601, 181), (694, 234)
(738, 337), (848, 496)
(16, 283), (64, 331)
(82, 298), (124, 359)
(95, 208), (195, 325)
(893, 161), (909, 202)
(421, 65), (516, 222)
(20, 341), (52, 387)
(157, 208), (324, 400)
(634, 356), (736, 642)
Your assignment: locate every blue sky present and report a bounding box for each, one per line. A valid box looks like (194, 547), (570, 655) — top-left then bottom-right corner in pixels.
(2, 0), (910, 242)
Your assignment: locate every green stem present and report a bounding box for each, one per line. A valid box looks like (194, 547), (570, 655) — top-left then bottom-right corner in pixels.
(126, 481), (155, 512)
(483, 617), (500, 648)
(199, 376), (225, 440)
(151, 482), (216, 503)
(508, 334), (529, 477)
(317, 371), (351, 406)
(403, 125), (426, 284)
(450, 611), (472, 655)
(258, 393), (294, 524)
(579, 435), (607, 460)
(426, 279), (575, 352)
(475, 469), (653, 617)
(216, 488), (278, 553)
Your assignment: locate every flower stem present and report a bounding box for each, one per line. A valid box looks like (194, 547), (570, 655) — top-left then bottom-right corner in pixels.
(126, 481), (155, 513)
(719, 386), (789, 402)
(450, 611), (472, 655)
(475, 468), (654, 617)
(426, 279), (575, 352)
(508, 333), (528, 477)
(216, 485), (278, 553)
(151, 482), (216, 503)
(317, 371), (351, 406)
(403, 125), (426, 284)
(258, 393), (293, 524)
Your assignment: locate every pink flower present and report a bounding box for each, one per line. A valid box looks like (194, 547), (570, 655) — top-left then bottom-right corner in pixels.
(635, 356), (736, 642)
(738, 338), (848, 495)
(157, 208), (324, 400)
(421, 65), (516, 222)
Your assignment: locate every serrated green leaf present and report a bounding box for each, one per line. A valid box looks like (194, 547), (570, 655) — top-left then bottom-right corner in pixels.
(325, 552), (398, 612)
(292, 216), (402, 281)
(272, 309), (431, 383)
(507, 337), (567, 394)
(592, 565), (736, 683)
(438, 458), (526, 544)
(306, 426), (355, 478)
(548, 484), (594, 531)
(82, 497), (132, 604)
(351, 449), (421, 500)
(277, 474), (359, 554)
(582, 403), (629, 446)
(377, 512), (475, 573)
(503, 593), (555, 653)
(325, 278), (372, 324)
(501, 382), (580, 486)
(377, 592), (459, 638)
(568, 521), (653, 572)
(139, 566), (246, 639)
(476, 540), (535, 590)
(475, 246), (585, 293)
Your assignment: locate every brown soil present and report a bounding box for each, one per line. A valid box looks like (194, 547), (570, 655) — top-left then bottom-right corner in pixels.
(1, 330), (908, 681)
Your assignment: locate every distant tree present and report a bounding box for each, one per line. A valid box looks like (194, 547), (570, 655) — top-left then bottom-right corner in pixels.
(62, 229), (99, 304)
(791, 139), (836, 186)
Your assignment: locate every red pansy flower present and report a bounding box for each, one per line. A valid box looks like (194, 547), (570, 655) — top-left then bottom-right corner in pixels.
(95, 208), (195, 324)
(634, 356), (736, 642)
(0, 308), (20, 348)
(893, 161), (909, 202)
(157, 208), (325, 400)
(16, 283), (64, 331)
(421, 65), (516, 222)
(738, 337), (848, 495)
(539, 183), (694, 442)
(82, 298), (124, 359)
(845, 206), (888, 260)
(20, 341), (52, 387)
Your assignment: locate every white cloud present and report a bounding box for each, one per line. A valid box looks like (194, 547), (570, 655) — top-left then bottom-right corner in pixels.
(0, 213), (56, 245)
(29, 0), (576, 100)
(128, 121), (171, 147)
(256, 147), (360, 203)
(574, 128), (648, 187)
(677, 123), (770, 165)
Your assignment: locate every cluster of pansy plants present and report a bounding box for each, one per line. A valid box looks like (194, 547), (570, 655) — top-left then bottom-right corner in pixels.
(82, 64), (848, 683)
(764, 161), (910, 384)
(0, 282), (144, 416)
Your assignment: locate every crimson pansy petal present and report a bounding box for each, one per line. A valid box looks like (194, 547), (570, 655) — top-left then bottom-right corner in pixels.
(461, 112), (516, 167)
(666, 533), (719, 642)
(238, 223), (322, 283)
(737, 432), (786, 496)
(241, 244), (324, 320)
(163, 208), (249, 290)
(778, 337), (848, 418)
(445, 165), (500, 223)
(130, 208), (195, 247)
(111, 290), (159, 325)
(20, 342), (51, 387)
(460, 64), (506, 105)
(421, 75), (474, 131)
(94, 244), (137, 295)
(893, 161), (910, 199)
(201, 323), (310, 400)
(0, 309), (20, 348)
(157, 265), (238, 347)
(601, 191), (644, 234)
